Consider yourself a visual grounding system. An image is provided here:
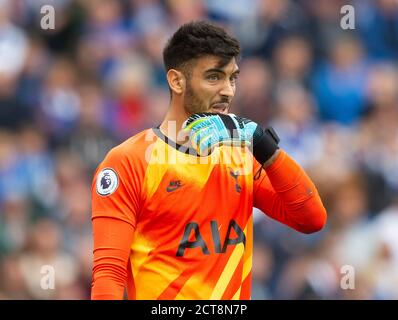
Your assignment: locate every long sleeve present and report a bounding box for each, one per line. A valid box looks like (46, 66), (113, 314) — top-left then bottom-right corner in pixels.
(253, 150), (327, 233)
(91, 144), (143, 299)
(91, 216), (135, 299)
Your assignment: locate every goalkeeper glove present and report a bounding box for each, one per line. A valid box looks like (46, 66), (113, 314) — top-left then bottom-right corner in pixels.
(183, 112), (280, 165)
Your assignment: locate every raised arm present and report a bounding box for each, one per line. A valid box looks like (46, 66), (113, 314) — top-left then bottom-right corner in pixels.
(254, 150), (327, 234)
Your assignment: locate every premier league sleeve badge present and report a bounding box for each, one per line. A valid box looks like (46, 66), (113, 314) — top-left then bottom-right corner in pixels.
(96, 168), (119, 196)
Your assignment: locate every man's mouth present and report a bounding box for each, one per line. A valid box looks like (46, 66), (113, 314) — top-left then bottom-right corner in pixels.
(211, 102), (229, 114)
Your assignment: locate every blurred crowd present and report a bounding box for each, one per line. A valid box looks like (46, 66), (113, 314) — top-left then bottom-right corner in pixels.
(0, 0), (398, 299)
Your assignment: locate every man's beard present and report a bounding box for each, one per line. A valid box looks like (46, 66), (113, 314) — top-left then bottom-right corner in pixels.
(183, 82), (209, 115)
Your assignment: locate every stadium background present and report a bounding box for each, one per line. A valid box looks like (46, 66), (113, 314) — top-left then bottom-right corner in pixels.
(1, 0), (398, 299)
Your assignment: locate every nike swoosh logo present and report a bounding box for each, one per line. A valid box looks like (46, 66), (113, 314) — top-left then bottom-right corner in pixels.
(166, 185), (183, 192)
(166, 180), (184, 193)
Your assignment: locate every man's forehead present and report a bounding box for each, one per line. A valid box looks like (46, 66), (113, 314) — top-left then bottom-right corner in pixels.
(195, 55), (239, 73)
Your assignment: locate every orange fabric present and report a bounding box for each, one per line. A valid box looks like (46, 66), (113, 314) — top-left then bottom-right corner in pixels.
(91, 129), (327, 300)
(91, 217), (135, 299)
(254, 150), (327, 233)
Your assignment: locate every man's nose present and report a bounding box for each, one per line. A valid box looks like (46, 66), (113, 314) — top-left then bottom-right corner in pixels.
(219, 80), (235, 98)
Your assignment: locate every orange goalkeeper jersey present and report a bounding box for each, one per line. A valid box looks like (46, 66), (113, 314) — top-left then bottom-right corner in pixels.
(91, 128), (326, 300)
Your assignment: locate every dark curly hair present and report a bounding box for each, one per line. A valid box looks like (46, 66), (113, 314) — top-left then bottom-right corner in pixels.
(163, 21), (241, 77)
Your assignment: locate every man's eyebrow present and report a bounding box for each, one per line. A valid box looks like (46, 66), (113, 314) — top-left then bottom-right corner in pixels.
(204, 68), (240, 75)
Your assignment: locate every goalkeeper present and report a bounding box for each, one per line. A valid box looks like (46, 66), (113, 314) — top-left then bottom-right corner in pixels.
(91, 21), (327, 300)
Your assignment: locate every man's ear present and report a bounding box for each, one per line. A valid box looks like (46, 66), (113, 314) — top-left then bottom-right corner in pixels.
(167, 69), (186, 95)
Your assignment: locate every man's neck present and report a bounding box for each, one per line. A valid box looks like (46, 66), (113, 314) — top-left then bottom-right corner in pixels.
(159, 106), (190, 145)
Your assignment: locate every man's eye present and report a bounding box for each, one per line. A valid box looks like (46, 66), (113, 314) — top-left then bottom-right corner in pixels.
(208, 74), (219, 81)
(230, 76), (238, 83)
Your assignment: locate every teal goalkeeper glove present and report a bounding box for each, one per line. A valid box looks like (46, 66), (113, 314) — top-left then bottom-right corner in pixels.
(183, 112), (280, 164)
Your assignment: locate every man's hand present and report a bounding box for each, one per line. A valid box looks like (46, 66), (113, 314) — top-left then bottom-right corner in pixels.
(183, 113), (280, 165)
